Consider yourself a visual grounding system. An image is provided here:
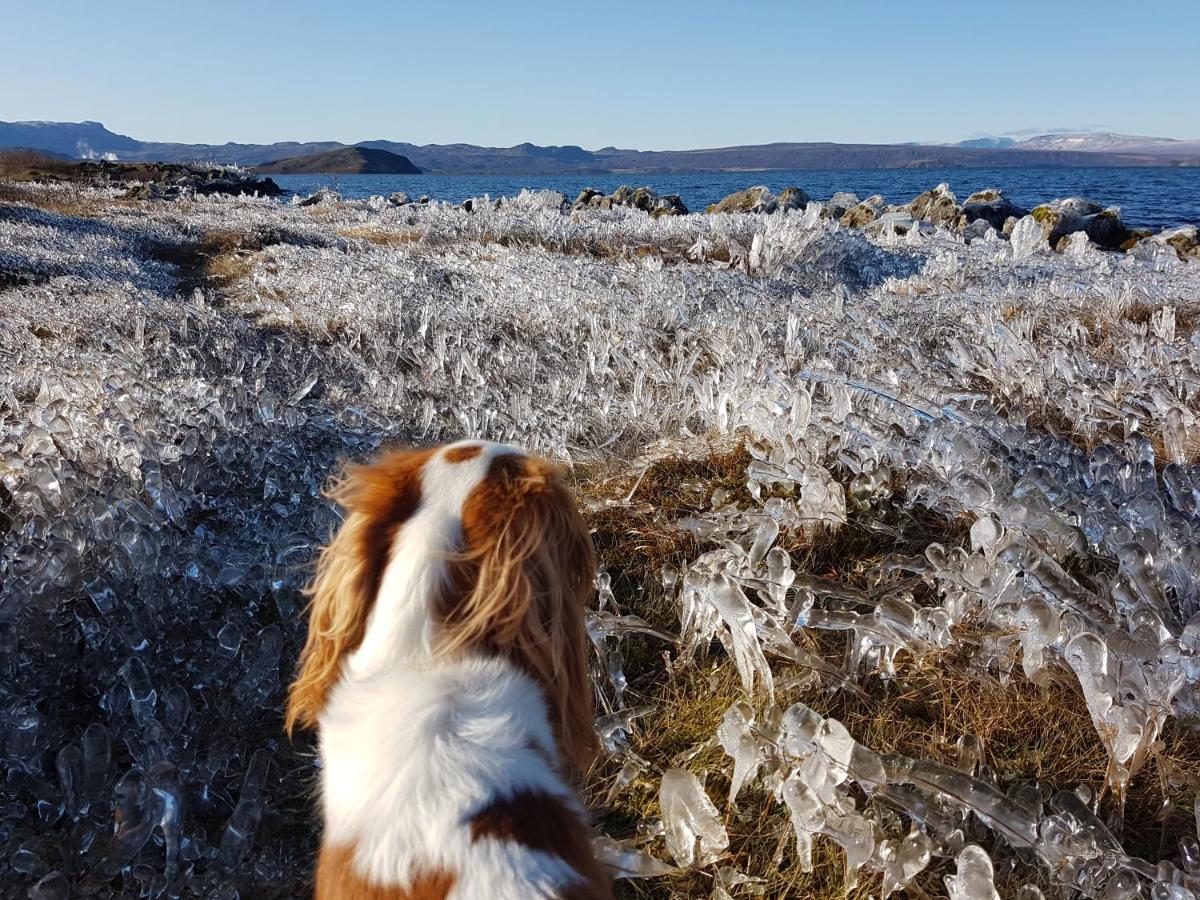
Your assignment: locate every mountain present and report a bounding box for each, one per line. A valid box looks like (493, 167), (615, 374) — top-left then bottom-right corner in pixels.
(252, 147), (421, 174)
(0, 121), (141, 159)
(3, 120), (1199, 174)
(1015, 131), (1200, 156)
(956, 131), (1200, 158)
(956, 137), (1018, 149)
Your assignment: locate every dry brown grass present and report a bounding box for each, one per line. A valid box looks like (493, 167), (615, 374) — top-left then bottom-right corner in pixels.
(145, 228), (265, 293)
(572, 445), (1200, 898)
(0, 180), (109, 218)
(0, 150), (82, 182)
(469, 228), (692, 265)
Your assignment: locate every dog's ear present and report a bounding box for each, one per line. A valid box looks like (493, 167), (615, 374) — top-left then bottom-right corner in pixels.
(442, 454), (598, 772)
(286, 448), (434, 735)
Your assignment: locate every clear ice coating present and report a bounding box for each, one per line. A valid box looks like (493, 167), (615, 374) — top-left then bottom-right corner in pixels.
(658, 768), (729, 867)
(1, 182), (1199, 896)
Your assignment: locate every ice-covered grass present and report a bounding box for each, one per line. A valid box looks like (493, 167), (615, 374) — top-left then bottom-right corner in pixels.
(2, 185), (1200, 898)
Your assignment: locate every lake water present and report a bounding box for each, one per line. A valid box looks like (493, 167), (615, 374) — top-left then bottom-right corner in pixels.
(271, 167), (1200, 231)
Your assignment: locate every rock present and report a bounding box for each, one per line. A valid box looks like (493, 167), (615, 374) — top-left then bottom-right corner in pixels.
(651, 194), (688, 217)
(1002, 216), (1020, 237)
(573, 188), (603, 209)
(840, 194), (886, 228)
(572, 185), (687, 216)
(958, 188), (1028, 230)
(1120, 229), (1152, 251)
(706, 186), (776, 214)
(388, 192), (411, 206)
(775, 187), (811, 211)
(631, 187), (656, 211)
(611, 185), (636, 205)
(298, 188), (341, 207)
(907, 183), (959, 226)
(961, 218), (995, 243)
(1029, 197), (1136, 251)
(823, 192), (861, 220)
(1154, 225), (1200, 261)
(1082, 208), (1135, 250)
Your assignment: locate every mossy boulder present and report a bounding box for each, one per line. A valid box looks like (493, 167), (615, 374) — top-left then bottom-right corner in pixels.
(839, 194), (886, 228)
(820, 192), (861, 220)
(706, 186), (776, 214)
(958, 188), (1028, 230)
(1155, 225), (1200, 261)
(907, 182), (959, 226)
(775, 186), (811, 211)
(1028, 197), (1133, 251)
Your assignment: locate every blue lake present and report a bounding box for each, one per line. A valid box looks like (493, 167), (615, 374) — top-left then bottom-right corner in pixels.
(271, 167), (1200, 231)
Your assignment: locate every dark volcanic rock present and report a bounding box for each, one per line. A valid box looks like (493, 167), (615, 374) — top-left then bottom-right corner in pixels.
(572, 185), (687, 217)
(1, 155), (282, 199)
(958, 188), (1029, 230)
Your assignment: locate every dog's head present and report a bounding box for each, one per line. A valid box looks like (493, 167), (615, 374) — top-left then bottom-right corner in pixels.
(285, 442), (597, 770)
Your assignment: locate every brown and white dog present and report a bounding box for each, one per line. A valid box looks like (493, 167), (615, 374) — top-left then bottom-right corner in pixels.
(286, 441), (611, 899)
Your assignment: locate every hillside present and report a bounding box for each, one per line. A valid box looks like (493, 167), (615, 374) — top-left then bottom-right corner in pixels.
(4, 120), (1200, 174)
(251, 146), (421, 175)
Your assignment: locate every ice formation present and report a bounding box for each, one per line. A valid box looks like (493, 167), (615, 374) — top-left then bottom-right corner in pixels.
(1, 184), (1199, 897)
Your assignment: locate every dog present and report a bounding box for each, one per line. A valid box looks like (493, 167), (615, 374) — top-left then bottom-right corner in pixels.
(286, 441), (611, 899)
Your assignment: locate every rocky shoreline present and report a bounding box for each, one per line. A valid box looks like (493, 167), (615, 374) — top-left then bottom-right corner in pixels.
(0, 151), (282, 200)
(557, 182), (1198, 260)
(2, 157), (1197, 261)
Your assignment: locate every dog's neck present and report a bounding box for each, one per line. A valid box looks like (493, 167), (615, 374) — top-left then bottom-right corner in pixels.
(344, 444), (518, 680)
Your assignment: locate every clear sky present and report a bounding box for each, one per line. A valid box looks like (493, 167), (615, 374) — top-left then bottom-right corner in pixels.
(4, 0), (1197, 149)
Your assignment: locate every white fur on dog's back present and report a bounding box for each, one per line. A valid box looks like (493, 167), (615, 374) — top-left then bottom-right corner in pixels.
(319, 653), (588, 898)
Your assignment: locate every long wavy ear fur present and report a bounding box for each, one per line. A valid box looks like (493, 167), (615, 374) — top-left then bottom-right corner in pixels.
(444, 454), (599, 773)
(285, 448), (434, 735)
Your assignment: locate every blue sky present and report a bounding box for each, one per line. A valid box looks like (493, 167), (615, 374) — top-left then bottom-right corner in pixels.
(4, 0), (1197, 149)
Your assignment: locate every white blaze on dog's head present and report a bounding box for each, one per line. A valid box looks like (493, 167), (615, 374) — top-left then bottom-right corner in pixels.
(285, 440), (598, 771)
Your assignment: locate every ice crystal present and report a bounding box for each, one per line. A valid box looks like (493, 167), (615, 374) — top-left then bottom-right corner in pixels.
(2, 185), (1199, 896)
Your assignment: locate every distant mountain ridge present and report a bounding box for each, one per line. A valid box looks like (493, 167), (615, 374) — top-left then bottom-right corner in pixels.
(956, 131), (1200, 157)
(3, 120), (1198, 174)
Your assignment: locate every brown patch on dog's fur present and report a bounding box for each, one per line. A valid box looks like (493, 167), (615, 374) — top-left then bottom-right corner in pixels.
(470, 790), (612, 898)
(316, 844), (456, 899)
(444, 444), (483, 463)
(445, 454), (599, 772)
(285, 447), (437, 733)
